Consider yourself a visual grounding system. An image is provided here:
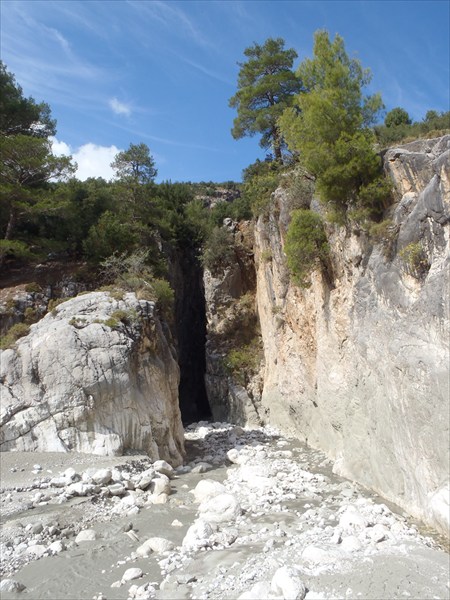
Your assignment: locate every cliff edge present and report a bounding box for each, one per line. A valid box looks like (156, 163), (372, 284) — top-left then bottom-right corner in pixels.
(253, 136), (449, 536)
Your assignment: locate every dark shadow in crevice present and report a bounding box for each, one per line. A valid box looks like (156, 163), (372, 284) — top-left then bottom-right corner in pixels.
(173, 249), (211, 426)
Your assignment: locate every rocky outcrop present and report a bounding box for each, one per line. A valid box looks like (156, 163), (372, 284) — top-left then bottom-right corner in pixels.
(253, 136), (449, 536)
(203, 221), (264, 426)
(0, 291), (185, 463)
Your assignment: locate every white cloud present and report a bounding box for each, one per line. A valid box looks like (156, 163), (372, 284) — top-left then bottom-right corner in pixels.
(109, 97), (131, 117)
(51, 138), (71, 156)
(51, 138), (120, 181)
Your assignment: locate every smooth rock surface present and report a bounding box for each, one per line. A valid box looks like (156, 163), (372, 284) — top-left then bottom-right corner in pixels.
(0, 291), (185, 464)
(253, 136), (450, 536)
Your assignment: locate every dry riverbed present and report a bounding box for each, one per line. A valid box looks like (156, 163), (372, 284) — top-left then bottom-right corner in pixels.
(1, 422), (449, 600)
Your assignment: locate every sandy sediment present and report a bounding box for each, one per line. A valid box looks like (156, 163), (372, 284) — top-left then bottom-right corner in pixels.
(1, 423), (449, 600)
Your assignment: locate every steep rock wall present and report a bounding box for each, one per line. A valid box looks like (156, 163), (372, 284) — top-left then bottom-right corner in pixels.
(254, 136), (449, 536)
(0, 291), (185, 464)
(203, 221), (264, 426)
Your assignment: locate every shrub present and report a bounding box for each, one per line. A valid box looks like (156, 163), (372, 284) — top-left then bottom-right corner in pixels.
(284, 209), (329, 287)
(0, 239), (31, 261)
(69, 316), (87, 328)
(150, 278), (174, 318)
(0, 322), (30, 349)
(399, 242), (430, 279)
(103, 317), (120, 328)
(385, 107), (411, 128)
(111, 308), (139, 325)
(83, 211), (139, 262)
(369, 219), (398, 257)
(280, 167), (315, 212)
(201, 227), (235, 275)
(260, 249), (273, 263)
(48, 297), (70, 315)
(24, 282), (42, 294)
(225, 339), (262, 386)
(24, 307), (39, 324)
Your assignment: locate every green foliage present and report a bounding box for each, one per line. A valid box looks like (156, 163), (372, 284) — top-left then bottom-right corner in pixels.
(240, 159), (283, 217)
(280, 167), (315, 211)
(111, 308), (139, 325)
(111, 143), (157, 184)
(279, 30), (386, 222)
(146, 278), (175, 319)
(0, 61), (56, 138)
(0, 239), (31, 260)
(284, 209), (329, 287)
(369, 219), (398, 257)
(375, 110), (450, 147)
(384, 107), (411, 128)
(0, 65), (75, 248)
(224, 337), (262, 386)
(229, 38), (302, 161)
(102, 317), (120, 329)
(83, 211), (139, 261)
(0, 322), (30, 349)
(24, 282), (42, 294)
(201, 227), (235, 274)
(99, 250), (174, 320)
(23, 307), (39, 324)
(48, 297), (71, 315)
(69, 316), (88, 328)
(399, 242), (430, 279)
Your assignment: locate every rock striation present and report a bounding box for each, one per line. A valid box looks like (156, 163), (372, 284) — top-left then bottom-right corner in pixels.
(252, 136), (449, 536)
(0, 291), (184, 463)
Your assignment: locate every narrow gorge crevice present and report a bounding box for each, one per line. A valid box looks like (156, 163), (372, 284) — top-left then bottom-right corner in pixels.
(173, 249), (211, 425)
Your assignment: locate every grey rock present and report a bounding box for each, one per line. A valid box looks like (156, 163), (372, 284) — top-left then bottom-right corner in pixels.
(0, 579), (26, 593)
(252, 135), (450, 537)
(75, 529), (97, 543)
(0, 292), (185, 465)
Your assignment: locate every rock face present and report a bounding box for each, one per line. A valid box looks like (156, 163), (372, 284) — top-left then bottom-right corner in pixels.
(252, 136), (449, 536)
(0, 291), (184, 463)
(203, 221), (264, 426)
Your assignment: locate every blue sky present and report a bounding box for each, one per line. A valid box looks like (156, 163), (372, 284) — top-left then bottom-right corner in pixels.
(1, 0), (449, 183)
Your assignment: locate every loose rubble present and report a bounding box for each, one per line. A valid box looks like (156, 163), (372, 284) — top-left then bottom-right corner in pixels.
(0, 422), (448, 599)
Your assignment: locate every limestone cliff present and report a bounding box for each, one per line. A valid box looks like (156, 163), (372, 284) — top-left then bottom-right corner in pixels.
(203, 221), (264, 426)
(252, 136), (449, 536)
(0, 291), (185, 464)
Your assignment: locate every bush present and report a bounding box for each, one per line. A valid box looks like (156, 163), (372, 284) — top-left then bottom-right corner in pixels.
(0, 322), (30, 349)
(399, 242), (429, 279)
(201, 227), (235, 275)
(284, 209), (329, 287)
(225, 339), (262, 386)
(374, 110), (450, 147)
(48, 297), (70, 315)
(83, 211), (138, 262)
(385, 107), (411, 128)
(280, 167), (315, 211)
(0, 239), (31, 261)
(111, 308), (139, 325)
(149, 278), (174, 319)
(24, 282), (43, 294)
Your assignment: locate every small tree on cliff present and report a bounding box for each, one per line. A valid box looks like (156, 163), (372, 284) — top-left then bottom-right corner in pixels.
(229, 38), (302, 162)
(111, 142), (157, 219)
(385, 107), (411, 127)
(279, 30), (390, 221)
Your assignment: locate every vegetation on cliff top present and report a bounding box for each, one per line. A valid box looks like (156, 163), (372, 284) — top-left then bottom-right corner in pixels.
(1, 25), (448, 291)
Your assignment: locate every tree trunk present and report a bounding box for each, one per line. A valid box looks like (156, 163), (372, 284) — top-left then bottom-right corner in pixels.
(4, 206), (16, 240)
(273, 127), (282, 162)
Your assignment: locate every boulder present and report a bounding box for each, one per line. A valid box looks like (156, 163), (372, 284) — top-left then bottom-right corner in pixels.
(0, 292), (184, 464)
